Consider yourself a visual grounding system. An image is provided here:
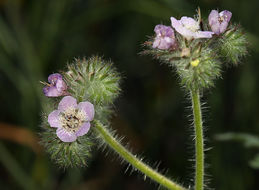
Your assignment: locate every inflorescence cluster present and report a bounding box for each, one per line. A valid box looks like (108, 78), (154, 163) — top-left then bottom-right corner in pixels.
(143, 9), (248, 91)
(39, 8), (248, 190)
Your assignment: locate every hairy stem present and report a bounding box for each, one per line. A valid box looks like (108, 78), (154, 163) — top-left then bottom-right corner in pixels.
(94, 120), (186, 190)
(191, 90), (204, 190)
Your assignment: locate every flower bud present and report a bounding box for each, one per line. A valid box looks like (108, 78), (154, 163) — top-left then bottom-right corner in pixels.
(218, 25), (248, 65)
(175, 48), (221, 90)
(64, 56), (121, 105)
(152, 25), (176, 50)
(43, 73), (68, 97)
(208, 10), (232, 35)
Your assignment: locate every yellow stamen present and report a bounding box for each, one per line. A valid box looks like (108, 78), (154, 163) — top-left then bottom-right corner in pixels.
(191, 59), (200, 67)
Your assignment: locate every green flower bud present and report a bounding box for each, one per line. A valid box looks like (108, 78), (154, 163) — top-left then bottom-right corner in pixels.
(175, 47), (221, 91)
(218, 25), (248, 65)
(64, 56), (121, 105)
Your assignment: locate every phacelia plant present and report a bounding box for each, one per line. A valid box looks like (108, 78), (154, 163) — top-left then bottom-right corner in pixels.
(39, 8), (248, 190)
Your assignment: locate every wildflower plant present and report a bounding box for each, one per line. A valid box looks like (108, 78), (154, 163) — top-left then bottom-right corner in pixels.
(39, 7), (248, 190)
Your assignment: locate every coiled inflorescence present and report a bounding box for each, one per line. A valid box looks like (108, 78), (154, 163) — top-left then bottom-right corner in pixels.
(142, 9), (248, 91)
(40, 56), (121, 168)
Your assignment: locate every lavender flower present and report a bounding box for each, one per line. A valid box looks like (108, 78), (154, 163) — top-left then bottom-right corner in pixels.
(208, 10), (232, 35)
(171, 16), (214, 40)
(153, 24), (176, 50)
(48, 96), (95, 142)
(43, 73), (68, 97)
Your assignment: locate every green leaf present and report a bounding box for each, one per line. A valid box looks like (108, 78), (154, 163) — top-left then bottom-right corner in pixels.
(215, 133), (259, 148)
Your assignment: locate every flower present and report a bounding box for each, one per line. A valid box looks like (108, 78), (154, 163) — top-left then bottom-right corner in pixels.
(171, 16), (214, 40)
(208, 10), (232, 35)
(48, 96), (95, 142)
(43, 73), (68, 97)
(152, 24), (176, 50)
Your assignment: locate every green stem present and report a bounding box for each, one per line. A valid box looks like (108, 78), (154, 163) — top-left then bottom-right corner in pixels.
(94, 120), (186, 190)
(191, 90), (204, 190)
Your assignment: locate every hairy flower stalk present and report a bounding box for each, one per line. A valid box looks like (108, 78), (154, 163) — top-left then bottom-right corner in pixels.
(143, 8), (248, 189)
(40, 56), (186, 189)
(191, 90), (204, 190)
(94, 120), (186, 190)
(39, 7), (248, 189)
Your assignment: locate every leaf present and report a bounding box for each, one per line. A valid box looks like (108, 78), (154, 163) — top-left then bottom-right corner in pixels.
(215, 132), (259, 148)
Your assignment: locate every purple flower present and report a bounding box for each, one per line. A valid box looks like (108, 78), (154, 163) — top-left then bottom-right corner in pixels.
(208, 10), (232, 35)
(48, 96), (95, 142)
(171, 16), (214, 40)
(152, 24), (176, 50)
(43, 73), (68, 97)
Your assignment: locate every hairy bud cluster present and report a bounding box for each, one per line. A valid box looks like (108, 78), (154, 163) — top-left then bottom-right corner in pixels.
(40, 56), (121, 168)
(218, 25), (248, 65)
(142, 9), (248, 91)
(64, 56), (120, 105)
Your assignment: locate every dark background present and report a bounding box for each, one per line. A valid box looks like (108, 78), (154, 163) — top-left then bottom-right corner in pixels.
(0, 0), (259, 189)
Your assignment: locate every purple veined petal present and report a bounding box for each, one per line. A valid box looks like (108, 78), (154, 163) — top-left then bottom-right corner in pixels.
(220, 10), (232, 23)
(154, 24), (174, 37)
(219, 21), (229, 34)
(43, 86), (61, 97)
(180, 16), (199, 30)
(48, 110), (61, 128)
(209, 9), (232, 35)
(208, 10), (219, 26)
(195, 31), (214, 39)
(56, 79), (67, 92)
(48, 73), (63, 84)
(75, 122), (90, 137)
(153, 24), (176, 50)
(210, 22), (221, 35)
(154, 25), (164, 34)
(56, 127), (77, 142)
(77, 101), (95, 121)
(219, 10), (232, 34)
(171, 17), (196, 39)
(159, 37), (175, 49)
(152, 37), (160, 48)
(58, 96), (77, 111)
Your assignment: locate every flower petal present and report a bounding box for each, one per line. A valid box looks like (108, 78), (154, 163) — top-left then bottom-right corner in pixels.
(171, 17), (195, 39)
(48, 73), (63, 84)
(75, 122), (90, 137)
(209, 10), (232, 35)
(48, 110), (61, 128)
(195, 31), (214, 39)
(58, 96), (77, 111)
(220, 10), (232, 23)
(180, 16), (199, 30)
(43, 86), (61, 97)
(152, 37), (161, 48)
(77, 101), (95, 121)
(56, 79), (67, 92)
(208, 10), (219, 26)
(56, 127), (77, 142)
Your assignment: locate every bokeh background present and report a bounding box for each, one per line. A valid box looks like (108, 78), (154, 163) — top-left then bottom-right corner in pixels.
(0, 0), (259, 189)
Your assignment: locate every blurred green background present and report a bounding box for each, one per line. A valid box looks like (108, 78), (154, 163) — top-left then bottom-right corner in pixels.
(0, 0), (259, 189)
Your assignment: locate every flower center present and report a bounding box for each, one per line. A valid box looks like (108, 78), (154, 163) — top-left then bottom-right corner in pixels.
(218, 12), (228, 24)
(183, 22), (199, 32)
(218, 16), (224, 24)
(59, 108), (86, 132)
